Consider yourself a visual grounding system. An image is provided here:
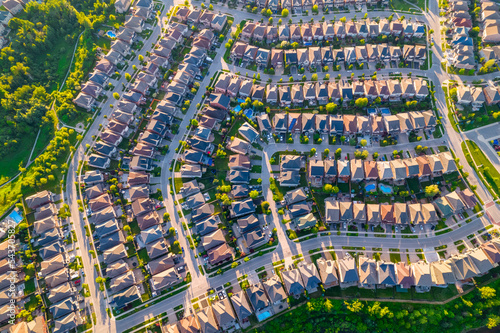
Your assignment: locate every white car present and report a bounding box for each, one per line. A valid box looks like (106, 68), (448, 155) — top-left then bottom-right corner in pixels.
(420, 225), (424, 231)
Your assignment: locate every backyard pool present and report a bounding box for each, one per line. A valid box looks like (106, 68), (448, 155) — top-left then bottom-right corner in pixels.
(380, 108), (391, 115)
(106, 31), (116, 38)
(244, 109), (253, 118)
(365, 183), (377, 192)
(257, 311), (272, 321)
(9, 210), (23, 223)
(379, 184), (393, 194)
(367, 108), (376, 114)
(234, 105), (242, 112)
(237, 98), (246, 104)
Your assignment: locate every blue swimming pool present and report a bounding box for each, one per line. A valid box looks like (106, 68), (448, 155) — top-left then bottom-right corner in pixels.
(257, 311), (272, 321)
(367, 108), (376, 114)
(379, 184), (393, 194)
(106, 31), (116, 38)
(234, 105), (242, 112)
(380, 108), (391, 115)
(9, 210), (23, 223)
(365, 183), (376, 192)
(237, 98), (246, 104)
(245, 109), (253, 118)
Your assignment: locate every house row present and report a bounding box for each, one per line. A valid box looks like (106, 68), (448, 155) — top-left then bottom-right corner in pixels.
(444, 4), (476, 70)
(269, 110), (436, 139)
(239, 19), (425, 44)
(480, 1), (500, 43)
(175, 7), (228, 32)
(231, 42), (426, 67)
(246, 0), (383, 13)
(284, 241), (500, 295)
(322, 189), (475, 225)
(216, 76), (429, 108)
(23, 190), (82, 332)
(302, 152), (455, 188)
(455, 85), (489, 107)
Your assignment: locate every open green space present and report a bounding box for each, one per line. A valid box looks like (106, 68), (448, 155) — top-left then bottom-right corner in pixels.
(462, 140), (500, 198)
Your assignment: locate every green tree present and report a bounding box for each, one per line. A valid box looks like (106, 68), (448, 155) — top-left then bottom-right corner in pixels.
(425, 184), (440, 197)
(355, 97), (368, 108)
(281, 8), (289, 17)
(113, 92), (120, 100)
(479, 286), (496, 299)
(249, 190), (259, 199)
(487, 315), (500, 329)
(125, 73), (131, 81)
(311, 73), (318, 81)
(138, 54), (144, 62)
(360, 139), (367, 147)
(326, 103), (337, 113)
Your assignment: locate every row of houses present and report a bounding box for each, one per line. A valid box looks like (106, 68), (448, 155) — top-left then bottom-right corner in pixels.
(455, 84), (500, 107)
(175, 6), (228, 31)
(242, 0), (384, 13)
(444, 1), (476, 70)
(23, 191), (83, 332)
(297, 152), (456, 187)
(215, 75), (430, 106)
(480, 1), (500, 43)
(165, 237), (500, 332)
(238, 19), (425, 45)
(231, 42), (426, 68)
(322, 189), (476, 225)
(268, 111), (436, 140)
(282, 242), (500, 295)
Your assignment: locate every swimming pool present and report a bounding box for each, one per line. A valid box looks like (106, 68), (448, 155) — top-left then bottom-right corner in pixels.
(244, 109), (253, 118)
(365, 183), (376, 192)
(234, 105), (242, 112)
(380, 108), (391, 115)
(379, 184), (393, 194)
(106, 31), (116, 38)
(367, 108), (376, 114)
(257, 311), (272, 321)
(237, 98), (245, 104)
(9, 210), (23, 223)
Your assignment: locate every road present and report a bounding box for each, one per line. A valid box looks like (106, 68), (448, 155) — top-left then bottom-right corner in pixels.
(59, 0), (500, 331)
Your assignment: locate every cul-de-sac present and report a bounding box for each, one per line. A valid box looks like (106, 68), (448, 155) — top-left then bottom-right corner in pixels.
(1, 0), (500, 331)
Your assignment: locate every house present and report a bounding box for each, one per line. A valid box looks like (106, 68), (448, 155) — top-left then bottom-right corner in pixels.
(357, 115), (371, 135)
(272, 113), (287, 133)
(390, 159), (407, 182)
(246, 284), (270, 312)
(315, 114), (328, 134)
(337, 160), (350, 182)
(338, 255), (359, 288)
(458, 189), (477, 209)
(228, 169), (250, 184)
(377, 261), (398, 287)
(352, 203), (366, 223)
(239, 80), (253, 98)
(88, 154), (111, 169)
(231, 291), (253, 324)
(271, 49), (284, 68)
(343, 115), (357, 137)
(380, 204), (394, 223)
(228, 137), (251, 155)
(239, 122), (260, 143)
(298, 263), (321, 293)
(279, 85), (292, 107)
(316, 258), (339, 288)
(297, 48), (309, 68)
(329, 115), (343, 135)
(281, 268), (305, 297)
(324, 198), (340, 224)
(377, 161), (393, 180)
(197, 307), (218, 333)
(468, 247), (494, 274)
(263, 275), (287, 307)
(481, 241), (500, 265)
(289, 201), (311, 219)
(450, 254), (480, 281)
(350, 159), (364, 182)
(73, 93), (95, 111)
(26, 191), (53, 210)
(430, 260), (457, 286)
(317, 82), (330, 104)
(296, 213), (317, 230)
(278, 24), (290, 42)
(253, 23), (267, 41)
(201, 229), (226, 251)
(257, 114), (272, 134)
(364, 161), (378, 180)
(267, 26), (278, 43)
(207, 243), (234, 266)
(176, 316), (201, 333)
(412, 261), (434, 292)
(339, 201), (353, 221)
(231, 42), (247, 61)
(228, 154), (251, 170)
(115, 0), (131, 13)
(366, 204), (381, 224)
(256, 48), (270, 67)
(230, 198), (256, 218)
(211, 13), (227, 31)
(244, 45), (259, 63)
(285, 188), (308, 205)
(393, 202), (408, 224)
(396, 262), (414, 289)
(212, 298), (238, 331)
(241, 22), (256, 41)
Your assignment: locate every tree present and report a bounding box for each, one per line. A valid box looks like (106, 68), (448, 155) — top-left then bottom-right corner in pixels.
(312, 4), (318, 12)
(310, 148), (316, 156)
(425, 184), (440, 197)
(355, 97), (368, 108)
(281, 8), (289, 16)
(132, 65), (137, 71)
(345, 300), (364, 313)
(323, 184), (333, 193)
(138, 55), (144, 62)
(373, 152), (379, 159)
(269, 17), (273, 24)
(190, 119), (198, 127)
(249, 190), (259, 198)
(125, 73), (131, 81)
(340, 136), (346, 143)
(335, 148), (342, 158)
(257, 178), (262, 184)
(209, 4), (213, 9)
(113, 92), (120, 100)
(340, 16), (346, 23)
(311, 73), (318, 81)
(487, 315), (500, 329)
(360, 139), (367, 147)
(326, 102), (337, 113)
(485, 59), (496, 68)
(324, 148), (330, 157)
(479, 286), (496, 299)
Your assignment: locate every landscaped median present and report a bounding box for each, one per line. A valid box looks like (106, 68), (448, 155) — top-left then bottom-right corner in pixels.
(461, 140), (500, 199)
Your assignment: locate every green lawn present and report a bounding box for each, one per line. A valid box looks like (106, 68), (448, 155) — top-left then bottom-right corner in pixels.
(463, 140), (500, 197)
(137, 248), (150, 265)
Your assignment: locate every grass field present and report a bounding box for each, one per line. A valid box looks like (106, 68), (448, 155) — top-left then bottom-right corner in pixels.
(463, 140), (500, 197)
